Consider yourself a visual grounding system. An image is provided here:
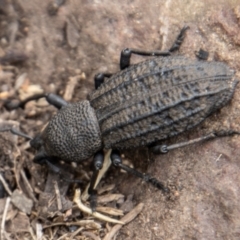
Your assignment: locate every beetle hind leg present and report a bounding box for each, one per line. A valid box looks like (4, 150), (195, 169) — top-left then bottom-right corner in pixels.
(93, 26), (189, 88)
(94, 73), (112, 89)
(120, 26), (189, 70)
(168, 25), (189, 52)
(150, 130), (240, 154)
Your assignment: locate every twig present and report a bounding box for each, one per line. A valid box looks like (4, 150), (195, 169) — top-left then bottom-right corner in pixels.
(0, 174), (12, 196)
(82, 149), (112, 201)
(57, 232), (69, 240)
(98, 184), (115, 195)
(29, 226), (37, 240)
(20, 169), (38, 203)
(74, 189), (124, 225)
(64, 74), (85, 101)
(1, 197), (11, 240)
(103, 203), (144, 240)
(69, 227), (84, 240)
(98, 194), (124, 203)
(82, 231), (100, 240)
(53, 181), (62, 210)
(43, 220), (101, 230)
(96, 206), (124, 217)
(36, 222), (43, 240)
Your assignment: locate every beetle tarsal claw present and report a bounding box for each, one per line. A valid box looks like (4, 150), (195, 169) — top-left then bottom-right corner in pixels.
(73, 188), (124, 224)
(160, 145), (168, 153)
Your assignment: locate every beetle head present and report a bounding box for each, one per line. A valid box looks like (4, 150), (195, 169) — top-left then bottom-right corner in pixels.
(38, 100), (103, 163)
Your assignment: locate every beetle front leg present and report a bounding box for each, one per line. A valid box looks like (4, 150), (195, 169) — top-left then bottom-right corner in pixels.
(33, 151), (79, 185)
(150, 130), (240, 154)
(111, 150), (169, 193)
(4, 93), (68, 110)
(120, 26), (189, 70)
(81, 149), (112, 202)
(88, 150), (104, 211)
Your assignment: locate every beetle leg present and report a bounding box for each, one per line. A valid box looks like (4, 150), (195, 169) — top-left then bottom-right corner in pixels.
(94, 73), (112, 89)
(151, 130), (240, 154)
(111, 150), (169, 193)
(4, 93), (68, 110)
(120, 48), (170, 70)
(33, 151), (81, 183)
(88, 150), (104, 211)
(168, 25), (189, 52)
(195, 48), (209, 60)
(82, 149), (112, 202)
(120, 26), (189, 70)
(94, 26), (189, 87)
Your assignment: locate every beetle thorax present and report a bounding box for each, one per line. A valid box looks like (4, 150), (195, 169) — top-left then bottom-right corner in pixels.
(41, 100), (102, 162)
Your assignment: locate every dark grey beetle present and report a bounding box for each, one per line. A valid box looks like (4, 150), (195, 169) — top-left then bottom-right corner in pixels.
(4, 27), (239, 209)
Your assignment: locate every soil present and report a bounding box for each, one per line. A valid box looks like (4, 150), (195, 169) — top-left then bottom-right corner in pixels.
(0, 0), (240, 239)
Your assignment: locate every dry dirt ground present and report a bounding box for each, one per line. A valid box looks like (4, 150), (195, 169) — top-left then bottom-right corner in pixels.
(0, 0), (240, 239)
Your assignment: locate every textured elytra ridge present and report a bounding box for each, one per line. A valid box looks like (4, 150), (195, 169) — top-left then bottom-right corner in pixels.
(41, 101), (102, 162)
(89, 56), (238, 149)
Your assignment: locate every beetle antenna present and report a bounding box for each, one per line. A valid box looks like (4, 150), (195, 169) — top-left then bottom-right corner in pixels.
(4, 93), (68, 110)
(44, 159), (84, 183)
(0, 127), (32, 140)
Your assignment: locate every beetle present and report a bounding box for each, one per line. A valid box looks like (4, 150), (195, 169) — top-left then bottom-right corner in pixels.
(3, 26), (239, 210)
